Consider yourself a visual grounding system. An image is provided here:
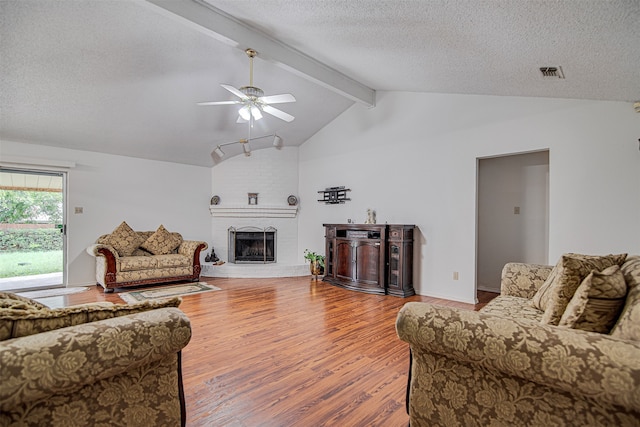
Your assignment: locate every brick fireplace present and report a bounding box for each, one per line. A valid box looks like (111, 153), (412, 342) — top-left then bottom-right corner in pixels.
(204, 148), (308, 278)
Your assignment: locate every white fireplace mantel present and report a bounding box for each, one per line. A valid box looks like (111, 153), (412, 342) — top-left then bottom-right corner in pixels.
(209, 205), (298, 218)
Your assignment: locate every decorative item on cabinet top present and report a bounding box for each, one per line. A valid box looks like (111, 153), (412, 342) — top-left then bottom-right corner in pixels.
(364, 209), (376, 224)
(317, 186), (351, 204)
(287, 195), (298, 206)
(211, 195), (221, 205)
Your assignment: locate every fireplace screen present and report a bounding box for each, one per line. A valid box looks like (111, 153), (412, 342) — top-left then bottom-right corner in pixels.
(228, 226), (276, 264)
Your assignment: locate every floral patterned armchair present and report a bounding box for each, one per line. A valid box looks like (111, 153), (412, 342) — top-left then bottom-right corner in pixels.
(396, 255), (640, 426)
(0, 293), (192, 426)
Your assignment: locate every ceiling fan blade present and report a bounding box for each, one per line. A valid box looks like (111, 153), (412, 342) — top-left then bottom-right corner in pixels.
(221, 84), (249, 100)
(259, 93), (296, 104)
(262, 105), (295, 122)
(197, 100), (240, 106)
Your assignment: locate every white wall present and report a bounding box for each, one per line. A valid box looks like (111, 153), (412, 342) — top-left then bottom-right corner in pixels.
(3, 92), (638, 300)
(477, 151), (549, 292)
(298, 92), (640, 303)
(210, 147), (300, 264)
(0, 140), (212, 287)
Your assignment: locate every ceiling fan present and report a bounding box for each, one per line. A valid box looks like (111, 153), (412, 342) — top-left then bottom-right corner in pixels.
(198, 48), (296, 122)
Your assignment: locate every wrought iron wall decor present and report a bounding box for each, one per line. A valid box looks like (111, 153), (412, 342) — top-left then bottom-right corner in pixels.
(317, 186), (351, 204)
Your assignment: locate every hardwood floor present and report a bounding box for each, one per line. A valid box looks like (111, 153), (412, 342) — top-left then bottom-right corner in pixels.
(56, 277), (497, 427)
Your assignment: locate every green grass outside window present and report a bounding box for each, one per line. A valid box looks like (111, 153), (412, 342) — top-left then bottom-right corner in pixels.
(0, 250), (63, 278)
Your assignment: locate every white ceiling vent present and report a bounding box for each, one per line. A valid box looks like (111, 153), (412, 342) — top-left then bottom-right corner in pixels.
(539, 66), (565, 79)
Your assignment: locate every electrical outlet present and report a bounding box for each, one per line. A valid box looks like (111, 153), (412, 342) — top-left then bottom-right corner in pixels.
(74, 207), (83, 214)
(514, 206), (520, 215)
(453, 272), (459, 280)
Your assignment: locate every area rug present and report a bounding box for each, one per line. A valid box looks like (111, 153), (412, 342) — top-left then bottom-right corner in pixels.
(17, 286), (89, 299)
(118, 282), (221, 303)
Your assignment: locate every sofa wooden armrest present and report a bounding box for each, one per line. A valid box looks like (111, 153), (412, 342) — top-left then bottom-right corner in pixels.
(177, 240), (206, 257)
(0, 307), (191, 426)
(87, 243), (120, 260)
(396, 302), (640, 426)
(178, 240), (208, 276)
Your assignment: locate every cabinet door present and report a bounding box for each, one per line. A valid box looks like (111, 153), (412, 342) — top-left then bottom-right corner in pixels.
(387, 243), (401, 290)
(335, 240), (354, 281)
(324, 238), (334, 278)
(355, 241), (381, 285)
(387, 226), (415, 297)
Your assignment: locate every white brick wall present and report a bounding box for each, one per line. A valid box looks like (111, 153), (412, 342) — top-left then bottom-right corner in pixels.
(208, 147), (303, 276)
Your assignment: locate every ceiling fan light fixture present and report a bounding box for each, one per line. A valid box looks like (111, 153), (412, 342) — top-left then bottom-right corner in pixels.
(238, 105), (263, 122)
(238, 105), (251, 121)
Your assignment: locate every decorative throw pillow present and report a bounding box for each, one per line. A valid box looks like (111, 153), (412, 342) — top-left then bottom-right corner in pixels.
(1, 296), (182, 340)
(530, 266), (560, 311)
(141, 225), (183, 255)
(103, 221), (144, 257)
(531, 253), (627, 325)
(610, 256), (640, 340)
(558, 265), (627, 333)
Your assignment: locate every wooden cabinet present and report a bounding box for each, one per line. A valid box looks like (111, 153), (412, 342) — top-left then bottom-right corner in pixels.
(323, 224), (415, 297)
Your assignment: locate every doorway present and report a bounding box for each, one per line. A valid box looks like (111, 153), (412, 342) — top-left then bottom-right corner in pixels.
(0, 167), (66, 292)
(476, 151), (549, 294)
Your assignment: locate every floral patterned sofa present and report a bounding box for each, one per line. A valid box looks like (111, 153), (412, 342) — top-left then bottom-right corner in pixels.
(396, 254), (640, 426)
(87, 221), (208, 292)
(0, 292), (191, 426)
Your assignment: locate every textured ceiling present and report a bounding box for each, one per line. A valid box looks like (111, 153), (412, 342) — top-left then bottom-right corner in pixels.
(1, 0), (639, 166)
(206, 0), (640, 100)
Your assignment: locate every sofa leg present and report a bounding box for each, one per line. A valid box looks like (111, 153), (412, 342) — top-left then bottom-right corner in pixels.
(104, 288), (114, 293)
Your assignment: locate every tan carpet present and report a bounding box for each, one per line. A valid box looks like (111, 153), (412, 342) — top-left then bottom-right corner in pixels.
(118, 282), (221, 303)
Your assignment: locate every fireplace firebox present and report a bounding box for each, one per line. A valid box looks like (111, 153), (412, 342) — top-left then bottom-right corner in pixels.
(228, 226), (276, 263)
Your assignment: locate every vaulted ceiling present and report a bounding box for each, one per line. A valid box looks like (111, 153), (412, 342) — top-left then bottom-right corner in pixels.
(1, 0), (638, 166)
